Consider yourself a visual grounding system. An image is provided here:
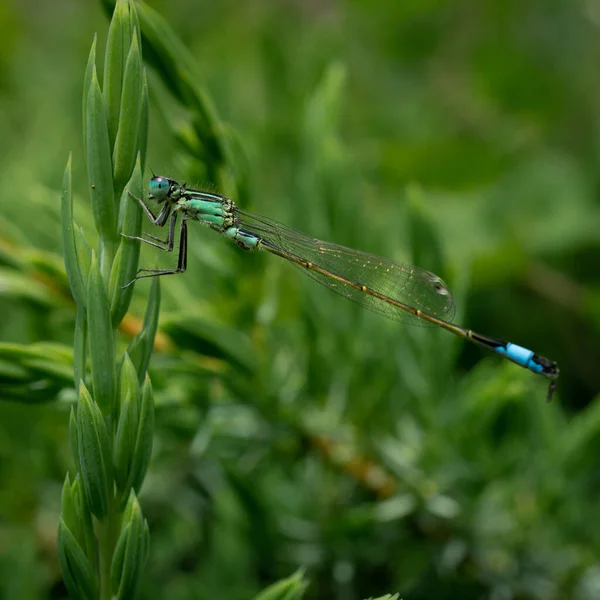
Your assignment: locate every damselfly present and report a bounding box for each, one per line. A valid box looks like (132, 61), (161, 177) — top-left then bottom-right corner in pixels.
(122, 176), (559, 401)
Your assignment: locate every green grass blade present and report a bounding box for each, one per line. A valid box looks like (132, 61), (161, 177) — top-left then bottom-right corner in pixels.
(103, 0), (127, 147)
(129, 374), (154, 495)
(87, 252), (116, 413)
(113, 32), (143, 194)
(77, 383), (112, 520)
(86, 68), (116, 259)
(60, 154), (86, 308)
(110, 157), (143, 326)
(82, 35), (97, 145)
(127, 276), (160, 382)
(57, 518), (98, 600)
(73, 306), (87, 394)
(138, 71), (149, 172)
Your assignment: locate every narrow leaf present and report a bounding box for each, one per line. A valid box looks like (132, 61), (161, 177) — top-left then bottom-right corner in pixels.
(86, 68), (116, 247)
(113, 33), (143, 193)
(87, 253), (116, 413)
(110, 157), (143, 326)
(69, 406), (81, 475)
(139, 72), (149, 171)
(141, 519), (150, 566)
(128, 276), (160, 382)
(77, 383), (110, 520)
(74, 224), (92, 288)
(60, 154), (85, 308)
(110, 522), (130, 594)
(119, 352), (140, 418)
(114, 354), (140, 497)
(252, 570), (308, 600)
(129, 374), (154, 494)
(57, 519), (98, 600)
(82, 35), (97, 145)
(73, 307), (87, 395)
(60, 473), (75, 531)
(103, 0), (127, 147)
(129, 0), (141, 50)
(116, 494), (145, 600)
(114, 391), (135, 497)
(71, 475), (97, 565)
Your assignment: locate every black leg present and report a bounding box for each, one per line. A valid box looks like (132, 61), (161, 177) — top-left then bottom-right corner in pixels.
(122, 219), (188, 288)
(155, 202), (172, 227)
(127, 191), (169, 225)
(142, 232), (169, 244)
(121, 210), (178, 251)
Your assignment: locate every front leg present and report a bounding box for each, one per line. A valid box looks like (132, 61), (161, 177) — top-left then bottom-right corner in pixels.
(128, 191), (171, 227)
(121, 210), (178, 251)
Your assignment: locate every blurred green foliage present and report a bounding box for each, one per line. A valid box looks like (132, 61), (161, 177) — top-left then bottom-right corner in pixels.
(0, 0), (600, 598)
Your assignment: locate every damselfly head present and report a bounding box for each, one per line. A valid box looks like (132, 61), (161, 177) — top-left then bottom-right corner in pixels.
(148, 176), (171, 203)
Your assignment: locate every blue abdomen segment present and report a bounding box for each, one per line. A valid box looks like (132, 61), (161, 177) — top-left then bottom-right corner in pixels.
(495, 343), (543, 374)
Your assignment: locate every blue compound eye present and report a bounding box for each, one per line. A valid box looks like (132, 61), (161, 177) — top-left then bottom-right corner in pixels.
(149, 176), (170, 201)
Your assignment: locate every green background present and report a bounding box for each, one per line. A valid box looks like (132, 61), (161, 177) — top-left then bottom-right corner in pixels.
(1, 0), (599, 598)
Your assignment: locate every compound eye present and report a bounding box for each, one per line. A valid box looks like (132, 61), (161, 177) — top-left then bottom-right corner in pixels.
(149, 176), (170, 201)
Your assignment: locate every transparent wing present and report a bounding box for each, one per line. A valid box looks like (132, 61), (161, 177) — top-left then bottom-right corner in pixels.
(235, 209), (456, 325)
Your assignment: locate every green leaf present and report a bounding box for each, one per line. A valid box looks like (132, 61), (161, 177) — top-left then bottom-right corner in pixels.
(129, 374), (154, 495)
(110, 157), (143, 326)
(61, 473), (97, 567)
(252, 570), (308, 600)
(139, 72), (149, 171)
(0, 359), (27, 381)
(114, 492), (145, 600)
(113, 32), (144, 194)
(119, 352), (140, 417)
(128, 276), (160, 382)
(57, 519), (98, 600)
(0, 268), (59, 308)
(110, 522), (130, 594)
(73, 307), (87, 394)
(74, 224), (92, 288)
(114, 389), (136, 498)
(60, 473), (75, 530)
(141, 519), (150, 566)
(87, 252), (116, 413)
(103, 0), (127, 148)
(60, 154), (86, 308)
(70, 475), (97, 564)
(77, 383), (111, 520)
(82, 35), (97, 145)
(69, 407), (81, 475)
(86, 67), (116, 249)
(0, 342), (74, 403)
(114, 354), (140, 497)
